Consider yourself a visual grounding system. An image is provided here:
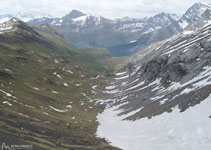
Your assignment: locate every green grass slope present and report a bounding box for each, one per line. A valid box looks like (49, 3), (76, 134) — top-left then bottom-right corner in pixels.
(0, 19), (118, 149)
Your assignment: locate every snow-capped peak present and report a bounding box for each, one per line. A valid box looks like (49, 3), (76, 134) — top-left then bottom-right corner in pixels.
(72, 14), (103, 26)
(0, 18), (19, 34)
(178, 2), (211, 29)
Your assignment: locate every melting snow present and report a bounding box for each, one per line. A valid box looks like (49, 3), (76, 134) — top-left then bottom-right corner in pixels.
(115, 75), (129, 80)
(0, 89), (12, 97)
(53, 72), (62, 79)
(4, 69), (12, 72)
(49, 106), (68, 113)
(66, 70), (73, 74)
(43, 112), (49, 115)
(52, 91), (59, 94)
(183, 30), (195, 35)
(2, 101), (13, 106)
(76, 84), (81, 87)
(90, 75), (101, 80)
(54, 59), (59, 64)
(129, 40), (137, 43)
(125, 81), (145, 91)
(18, 113), (29, 118)
(92, 85), (98, 90)
(66, 105), (72, 109)
(106, 85), (117, 90)
(0, 89), (17, 99)
(63, 83), (69, 87)
(0, 24), (13, 34)
(104, 89), (121, 94)
(115, 71), (127, 76)
(33, 87), (39, 91)
(97, 94), (211, 150)
(72, 15), (87, 25)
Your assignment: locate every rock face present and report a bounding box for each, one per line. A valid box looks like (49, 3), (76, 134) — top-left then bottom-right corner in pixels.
(96, 23), (211, 119)
(141, 55), (187, 84)
(186, 9), (211, 31)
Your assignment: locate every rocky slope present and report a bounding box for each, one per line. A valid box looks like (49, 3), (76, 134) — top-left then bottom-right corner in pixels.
(95, 22), (211, 150)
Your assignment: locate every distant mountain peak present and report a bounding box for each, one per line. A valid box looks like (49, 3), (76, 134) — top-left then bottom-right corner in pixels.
(178, 2), (211, 29)
(3, 17), (23, 26)
(192, 2), (208, 7)
(0, 18), (23, 34)
(9, 17), (21, 22)
(67, 10), (86, 19)
(185, 8), (211, 31)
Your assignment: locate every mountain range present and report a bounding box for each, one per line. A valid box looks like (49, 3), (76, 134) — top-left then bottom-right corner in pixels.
(0, 3), (210, 57)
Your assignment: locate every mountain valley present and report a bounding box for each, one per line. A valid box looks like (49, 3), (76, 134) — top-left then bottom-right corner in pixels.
(0, 2), (211, 150)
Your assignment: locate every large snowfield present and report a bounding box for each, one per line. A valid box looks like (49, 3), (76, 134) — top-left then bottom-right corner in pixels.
(97, 94), (211, 150)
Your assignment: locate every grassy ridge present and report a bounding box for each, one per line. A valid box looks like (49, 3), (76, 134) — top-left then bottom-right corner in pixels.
(0, 20), (118, 149)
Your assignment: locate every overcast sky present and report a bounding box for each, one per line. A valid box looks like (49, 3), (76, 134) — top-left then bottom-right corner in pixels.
(0, 0), (210, 19)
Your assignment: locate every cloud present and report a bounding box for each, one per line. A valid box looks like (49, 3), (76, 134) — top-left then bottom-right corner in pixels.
(0, 0), (210, 19)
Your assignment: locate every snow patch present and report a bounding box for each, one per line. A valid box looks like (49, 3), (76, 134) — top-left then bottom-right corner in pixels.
(115, 75), (129, 80)
(97, 94), (211, 150)
(33, 87), (39, 91)
(106, 85), (117, 90)
(49, 106), (68, 113)
(115, 71), (127, 76)
(63, 83), (69, 87)
(2, 101), (13, 106)
(52, 91), (59, 94)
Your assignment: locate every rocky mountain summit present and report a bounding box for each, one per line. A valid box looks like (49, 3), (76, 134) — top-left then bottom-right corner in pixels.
(186, 9), (211, 31)
(178, 2), (211, 29)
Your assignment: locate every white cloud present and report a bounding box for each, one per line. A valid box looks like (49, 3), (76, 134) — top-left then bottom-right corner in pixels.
(0, 0), (210, 19)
